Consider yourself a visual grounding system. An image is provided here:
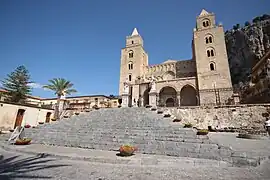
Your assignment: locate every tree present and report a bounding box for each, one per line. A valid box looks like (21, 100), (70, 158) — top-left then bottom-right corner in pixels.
(244, 21), (251, 26)
(43, 78), (77, 119)
(1, 65), (32, 103)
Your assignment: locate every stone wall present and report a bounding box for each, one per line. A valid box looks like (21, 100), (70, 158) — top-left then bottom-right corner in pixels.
(161, 105), (269, 129)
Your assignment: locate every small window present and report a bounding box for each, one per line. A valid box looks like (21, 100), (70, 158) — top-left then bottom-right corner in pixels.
(210, 50), (214, 56)
(128, 74), (132, 81)
(128, 62), (133, 70)
(210, 63), (215, 71)
(205, 37), (209, 44)
(129, 51), (134, 58)
(205, 36), (213, 44)
(207, 49), (215, 57)
(203, 20), (210, 27)
(131, 41), (134, 44)
(207, 50), (211, 57)
(209, 36), (213, 43)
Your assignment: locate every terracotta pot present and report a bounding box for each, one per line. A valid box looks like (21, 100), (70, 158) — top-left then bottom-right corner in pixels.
(15, 138), (32, 145)
(38, 122), (44, 124)
(119, 146), (137, 156)
(24, 124), (31, 128)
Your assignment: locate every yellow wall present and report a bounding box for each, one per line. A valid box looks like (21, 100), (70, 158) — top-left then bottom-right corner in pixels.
(0, 102), (54, 131)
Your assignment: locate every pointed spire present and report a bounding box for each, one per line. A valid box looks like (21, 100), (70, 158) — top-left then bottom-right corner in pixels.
(199, 9), (210, 16)
(131, 28), (139, 36)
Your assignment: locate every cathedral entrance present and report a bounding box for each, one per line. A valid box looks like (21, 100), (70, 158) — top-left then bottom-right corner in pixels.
(180, 85), (198, 106)
(159, 86), (177, 107)
(142, 88), (150, 106)
(165, 98), (175, 107)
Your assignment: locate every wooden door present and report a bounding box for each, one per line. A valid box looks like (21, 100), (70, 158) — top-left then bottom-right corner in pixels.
(14, 109), (25, 128)
(45, 112), (51, 123)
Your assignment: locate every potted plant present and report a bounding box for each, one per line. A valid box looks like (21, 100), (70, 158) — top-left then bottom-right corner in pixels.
(157, 110), (163, 114)
(164, 113), (171, 118)
(119, 144), (138, 156)
(51, 118), (56, 121)
(197, 129), (209, 135)
(24, 124), (31, 128)
(173, 119), (181, 122)
(75, 112), (80, 115)
(15, 138), (32, 145)
(184, 123), (193, 128)
(38, 122), (44, 125)
(150, 107), (157, 111)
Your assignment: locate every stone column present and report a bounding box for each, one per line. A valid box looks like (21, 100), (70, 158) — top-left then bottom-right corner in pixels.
(177, 91), (181, 107)
(149, 91), (158, 108)
(121, 93), (129, 107)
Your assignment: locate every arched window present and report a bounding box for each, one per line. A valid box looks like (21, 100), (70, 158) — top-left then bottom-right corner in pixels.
(205, 37), (209, 44)
(129, 51), (134, 58)
(205, 35), (213, 44)
(128, 74), (132, 81)
(206, 48), (215, 57)
(210, 63), (215, 71)
(128, 62), (133, 70)
(209, 36), (213, 43)
(202, 19), (210, 27)
(131, 41), (134, 44)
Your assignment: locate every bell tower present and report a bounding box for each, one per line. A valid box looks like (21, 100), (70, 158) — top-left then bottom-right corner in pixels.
(193, 9), (233, 105)
(119, 28), (148, 99)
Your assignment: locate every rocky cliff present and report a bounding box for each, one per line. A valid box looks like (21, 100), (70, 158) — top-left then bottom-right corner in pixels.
(225, 14), (270, 88)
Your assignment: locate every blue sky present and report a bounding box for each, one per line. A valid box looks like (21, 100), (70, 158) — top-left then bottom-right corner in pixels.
(0, 0), (269, 98)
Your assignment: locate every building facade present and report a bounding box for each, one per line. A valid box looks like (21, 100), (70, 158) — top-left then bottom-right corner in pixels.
(119, 9), (233, 107)
(240, 49), (270, 103)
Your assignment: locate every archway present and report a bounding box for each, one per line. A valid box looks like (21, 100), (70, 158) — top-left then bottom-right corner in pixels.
(142, 88), (150, 107)
(159, 86), (177, 107)
(180, 85), (198, 106)
(166, 98), (175, 107)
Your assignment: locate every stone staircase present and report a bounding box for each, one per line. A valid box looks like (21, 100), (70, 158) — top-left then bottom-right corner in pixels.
(1, 107), (266, 166)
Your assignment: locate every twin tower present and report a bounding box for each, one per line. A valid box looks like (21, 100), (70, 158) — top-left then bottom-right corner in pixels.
(119, 9), (233, 107)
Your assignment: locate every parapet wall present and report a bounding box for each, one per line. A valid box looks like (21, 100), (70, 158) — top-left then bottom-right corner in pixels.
(161, 104), (270, 129)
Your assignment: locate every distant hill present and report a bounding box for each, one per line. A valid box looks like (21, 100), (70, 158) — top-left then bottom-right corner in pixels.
(225, 14), (270, 89)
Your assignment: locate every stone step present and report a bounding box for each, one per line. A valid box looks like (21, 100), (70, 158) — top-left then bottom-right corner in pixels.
(26, 130), (202, 140)
(32, 133), (210, 144)
(30, 138), (231, 161)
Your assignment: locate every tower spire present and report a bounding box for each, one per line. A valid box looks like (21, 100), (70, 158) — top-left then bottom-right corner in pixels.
(199, 9), (210, 16)
(131, 28), (139, 36)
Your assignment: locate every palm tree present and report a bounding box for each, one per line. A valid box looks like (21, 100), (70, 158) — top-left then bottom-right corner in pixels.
(43, 78), (77, 119)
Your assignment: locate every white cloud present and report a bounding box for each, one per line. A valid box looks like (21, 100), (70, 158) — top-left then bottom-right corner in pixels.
(28, 82), (43, 89)
(28, 82), (50, 92)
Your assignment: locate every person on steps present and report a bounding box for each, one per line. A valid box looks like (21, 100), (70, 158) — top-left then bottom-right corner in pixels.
(265, 117), (270, 136)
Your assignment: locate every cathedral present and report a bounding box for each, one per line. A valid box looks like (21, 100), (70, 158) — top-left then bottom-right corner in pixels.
(119, 9), (233, 107)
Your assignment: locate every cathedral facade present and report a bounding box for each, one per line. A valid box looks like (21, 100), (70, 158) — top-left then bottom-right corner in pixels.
(119, 9), (233, 107)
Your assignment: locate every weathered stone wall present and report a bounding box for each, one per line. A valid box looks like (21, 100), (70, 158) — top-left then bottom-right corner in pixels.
(162, 105), (269, 129)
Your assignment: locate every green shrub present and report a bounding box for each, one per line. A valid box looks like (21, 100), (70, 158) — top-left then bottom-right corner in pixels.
(197, 129), (209, 135)
(183, 123), (193, 128)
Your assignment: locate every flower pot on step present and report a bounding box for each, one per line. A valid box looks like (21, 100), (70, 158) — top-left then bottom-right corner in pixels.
(15, 138), (32, 145)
